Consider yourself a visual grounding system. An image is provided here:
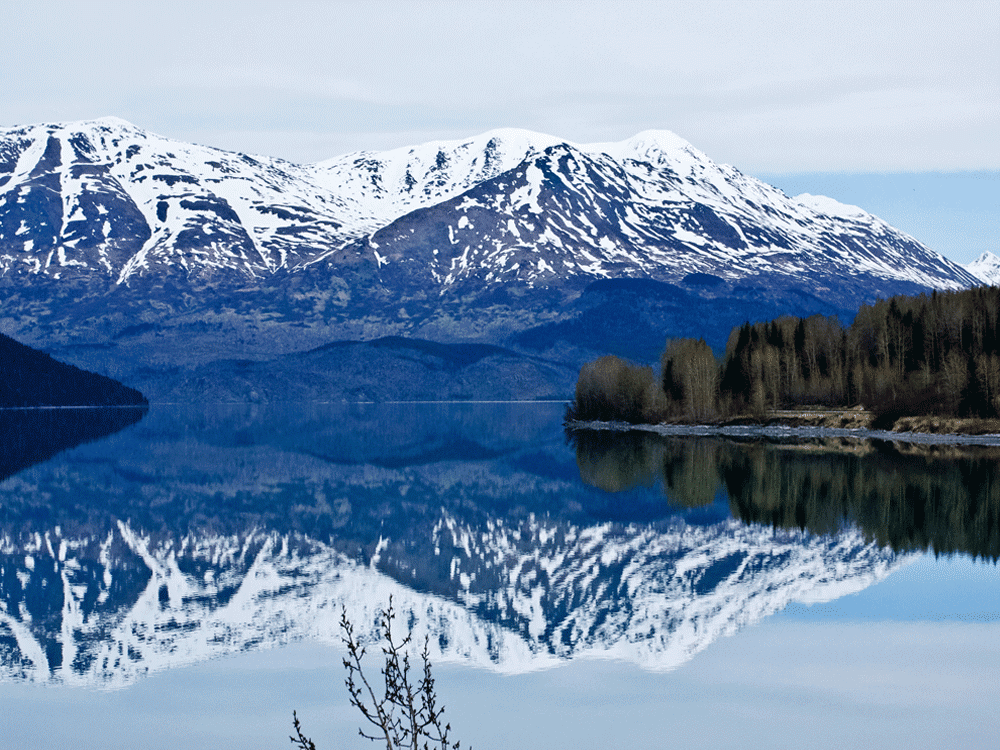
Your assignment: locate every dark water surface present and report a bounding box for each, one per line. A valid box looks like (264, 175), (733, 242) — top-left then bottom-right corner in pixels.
(0, 403), (998, 749)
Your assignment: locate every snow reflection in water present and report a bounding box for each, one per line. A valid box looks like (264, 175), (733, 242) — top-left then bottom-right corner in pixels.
(10, 403), (979, 689)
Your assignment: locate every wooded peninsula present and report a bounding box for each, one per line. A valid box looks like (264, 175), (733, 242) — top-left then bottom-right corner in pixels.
(568, 286), (1000, 430)
(0, 332), (147, 408)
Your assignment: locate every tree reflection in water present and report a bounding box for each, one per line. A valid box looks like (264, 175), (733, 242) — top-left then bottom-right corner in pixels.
(570, 429), (1000, 561)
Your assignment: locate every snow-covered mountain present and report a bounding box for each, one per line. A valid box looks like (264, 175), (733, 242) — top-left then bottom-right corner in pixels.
(0, 117), (362, 282)
(332, 136), (975, 302)
(311, 128), (569, 234)
(0, 118), (975, 293)
(965, 251), (1000, 285)
(0, 118), (982, 395)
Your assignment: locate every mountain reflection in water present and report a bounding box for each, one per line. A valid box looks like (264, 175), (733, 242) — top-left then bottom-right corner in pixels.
(572, 430), (1000, 560)
(0, 404), (917, 688)
(0, 406), (146, 483)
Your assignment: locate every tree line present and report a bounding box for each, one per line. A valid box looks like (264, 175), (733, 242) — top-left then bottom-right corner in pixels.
(568, 286), (1000, 425)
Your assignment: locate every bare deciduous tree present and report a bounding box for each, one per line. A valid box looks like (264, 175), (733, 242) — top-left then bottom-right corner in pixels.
(292, 598), (468, 750)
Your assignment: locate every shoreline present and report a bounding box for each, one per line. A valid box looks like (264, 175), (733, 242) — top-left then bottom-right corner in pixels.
(0, 404), (149, 411)
(566, 417), (1000, 446)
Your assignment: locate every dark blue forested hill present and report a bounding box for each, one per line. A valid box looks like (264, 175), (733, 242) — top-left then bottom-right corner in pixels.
(0, 332), (147, 407)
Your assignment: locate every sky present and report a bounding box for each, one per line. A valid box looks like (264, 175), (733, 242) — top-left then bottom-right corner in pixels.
(1, 0), (997, 262)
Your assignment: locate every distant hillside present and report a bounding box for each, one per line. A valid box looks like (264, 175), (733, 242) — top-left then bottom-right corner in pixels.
(0, 332), (147, 407)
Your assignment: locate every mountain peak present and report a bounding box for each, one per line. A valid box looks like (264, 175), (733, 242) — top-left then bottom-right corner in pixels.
(965, 251), (1000, 285)
(794, 193), (872, 221)
(444, 127), (564, 152)
(972, 251), (1000, 264)
(594, 128), (695, 155)
(77, 115), (140, 130)
(0, 116), (141, 137)
(318, 128), (709, 171)
(317, 127), (565, 167)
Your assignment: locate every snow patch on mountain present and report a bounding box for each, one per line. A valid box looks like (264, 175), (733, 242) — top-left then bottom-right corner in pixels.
(311, 128), (567, 232)
(794, 193), (870, 220)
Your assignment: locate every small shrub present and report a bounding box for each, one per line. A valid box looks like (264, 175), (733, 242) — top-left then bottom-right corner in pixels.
(292, 597), (467, 750)
(568, 355), (663, 423)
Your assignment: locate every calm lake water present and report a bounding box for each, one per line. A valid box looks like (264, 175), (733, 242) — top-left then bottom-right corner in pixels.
(1, 403), (998, 749)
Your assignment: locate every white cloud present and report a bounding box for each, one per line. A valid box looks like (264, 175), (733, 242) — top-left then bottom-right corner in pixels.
(0, 0), (997, 170)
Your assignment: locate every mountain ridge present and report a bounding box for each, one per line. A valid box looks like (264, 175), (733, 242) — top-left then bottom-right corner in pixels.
(1, 117), (976, 292)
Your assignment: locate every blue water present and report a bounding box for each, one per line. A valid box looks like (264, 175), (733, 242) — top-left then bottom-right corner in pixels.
(0, 403), (997, 749)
